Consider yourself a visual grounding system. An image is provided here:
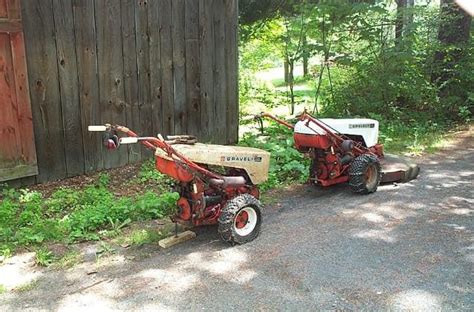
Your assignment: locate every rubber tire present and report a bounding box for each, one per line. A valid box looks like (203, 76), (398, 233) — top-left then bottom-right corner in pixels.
(349, 154), (382, 194)
(218, 194), (262, 245)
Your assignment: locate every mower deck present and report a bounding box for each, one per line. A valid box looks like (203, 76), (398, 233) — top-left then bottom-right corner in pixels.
(380, 154), (420, 184)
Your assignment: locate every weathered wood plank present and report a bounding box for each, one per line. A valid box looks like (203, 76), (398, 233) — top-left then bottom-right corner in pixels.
(199, 0), (214, 142)
(172, 0), (186, 134)
(10, 31), (37, 166)
(52, 0), (84, 177)
(73, 0), (103, 173)
(158, 230), (196, 249)
(0, 33), (20, 169)
(134, 0), (152, 142)
(0, 20), (21, 32)
(0, 0), (7, 18)
(225, 0), (239, 144)
(0, 164), (37, 182)
(2, 175), (36, 188)
(121, 0), (141, 162)
(148, 0), (162, 140)
(22, 0), (66, 182)
(159, 0), (174, 136)
(7, 0), (20, 19)
(185, 0), (200, 138)
(213, 0), (227, 144)
(95, 0), (128, 169)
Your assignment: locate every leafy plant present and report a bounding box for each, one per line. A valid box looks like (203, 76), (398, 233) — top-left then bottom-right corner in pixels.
(0, 180), (179, 254)
(240, 122), (310, 190)
(35, 248), (54, 267)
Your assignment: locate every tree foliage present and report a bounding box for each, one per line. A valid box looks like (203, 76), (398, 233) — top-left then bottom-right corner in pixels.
(239, 0), (473, 124)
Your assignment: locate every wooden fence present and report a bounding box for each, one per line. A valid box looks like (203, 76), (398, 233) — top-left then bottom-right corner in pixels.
(18, 0), (238, 183)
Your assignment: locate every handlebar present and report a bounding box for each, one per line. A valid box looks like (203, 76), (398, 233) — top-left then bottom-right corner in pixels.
(88, 124), (224, 181)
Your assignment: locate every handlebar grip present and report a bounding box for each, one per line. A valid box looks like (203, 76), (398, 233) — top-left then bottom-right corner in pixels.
(88, 125), (107, 132)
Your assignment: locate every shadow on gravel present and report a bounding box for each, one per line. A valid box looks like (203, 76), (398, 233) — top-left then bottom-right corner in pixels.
(1, 130), (472, 310)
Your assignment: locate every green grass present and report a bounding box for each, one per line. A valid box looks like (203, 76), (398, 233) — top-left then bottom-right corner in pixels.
(35, 248), (55, 267)
(115, 228), (165, 247)
(55, 250), (83, 269)
(0, 284), (6, 295)
(0, 172), (179, 256)
(14, 280), (38, 293)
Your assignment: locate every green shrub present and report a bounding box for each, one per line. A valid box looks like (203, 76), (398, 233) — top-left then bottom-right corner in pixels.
(240, 123), (309, 190)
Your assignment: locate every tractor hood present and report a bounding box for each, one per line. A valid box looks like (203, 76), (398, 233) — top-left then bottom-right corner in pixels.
(155, 143), (270, 185)
(294, 118), (379, 147)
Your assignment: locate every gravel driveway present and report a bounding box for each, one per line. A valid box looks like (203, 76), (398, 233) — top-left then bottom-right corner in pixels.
(1, 130), (473, 311)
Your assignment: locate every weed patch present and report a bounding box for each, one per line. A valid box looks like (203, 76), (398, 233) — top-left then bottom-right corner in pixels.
(0, 174), (179, 255)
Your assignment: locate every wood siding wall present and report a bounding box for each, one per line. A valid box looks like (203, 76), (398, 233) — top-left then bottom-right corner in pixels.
(20, 0), (238, 183)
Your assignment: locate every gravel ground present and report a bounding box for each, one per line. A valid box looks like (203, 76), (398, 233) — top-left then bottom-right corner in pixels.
(0, 130), (472, 311)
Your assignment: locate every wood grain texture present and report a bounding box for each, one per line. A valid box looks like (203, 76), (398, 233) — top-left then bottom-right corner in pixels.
(148, 0), (162, 141)
(95, 0), (128, 169)
(0, 0), (37, 181)
(213, 0), (227, 144)
(0, 0), (7, 18)
(159, 0), (174, 136)
(52, 0), (84, 177)
(13, 0), (239, 183)
(172, 0), (186, 134)
(22, 0), (66, 182)
(199, 0), (214, 142)
(10, 31), (37, 166)
(185, 0), (201, 138)
(121, 0), (141, 162)
(73, 0), (103, 173)
(7, 0), (20, 19)
(225, 0), (239, 144)
(0, 33), (20, 168)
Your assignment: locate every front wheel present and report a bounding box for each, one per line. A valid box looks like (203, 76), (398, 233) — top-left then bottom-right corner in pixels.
(349, 154), (382, 194)
(218, 194), (262, 245)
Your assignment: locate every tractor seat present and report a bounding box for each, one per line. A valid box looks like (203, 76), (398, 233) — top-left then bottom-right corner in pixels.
(209, 176), (247, 187)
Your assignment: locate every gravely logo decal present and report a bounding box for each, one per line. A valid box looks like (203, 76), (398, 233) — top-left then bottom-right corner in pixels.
(349, 123), (375, 129)
(221, 155), (263, 162)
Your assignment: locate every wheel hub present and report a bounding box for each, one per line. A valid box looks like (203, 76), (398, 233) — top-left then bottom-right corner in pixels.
(235, 210), (249, 229)
(233, 207), (258, 237)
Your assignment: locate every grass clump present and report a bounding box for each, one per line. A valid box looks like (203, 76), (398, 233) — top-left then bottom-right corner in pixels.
(35, 248), (55, 267)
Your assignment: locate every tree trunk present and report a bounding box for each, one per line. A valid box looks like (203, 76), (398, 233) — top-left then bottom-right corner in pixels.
(302, 36), (309, 77)
(432, 0), (472, 86)
(395, 0), (407, 43)
(406, 0), (414, 26)
(284, 59), (290, 83)
(288, 60), (295, 115)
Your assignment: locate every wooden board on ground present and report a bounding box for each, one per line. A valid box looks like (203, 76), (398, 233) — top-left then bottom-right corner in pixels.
(158, 230), (196, 249)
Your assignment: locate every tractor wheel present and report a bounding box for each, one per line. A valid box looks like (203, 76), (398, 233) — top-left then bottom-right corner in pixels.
(349, 154), (382, 194)
(218, 194), (262, 245)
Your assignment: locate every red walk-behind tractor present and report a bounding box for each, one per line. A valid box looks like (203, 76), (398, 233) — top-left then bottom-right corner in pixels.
(255, 110), (419, 194)
(88, 124), (270, 245)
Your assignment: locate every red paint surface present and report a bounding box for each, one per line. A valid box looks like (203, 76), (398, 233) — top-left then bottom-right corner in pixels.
(0, 0), (7, 18)
(0, 1), (37, 177)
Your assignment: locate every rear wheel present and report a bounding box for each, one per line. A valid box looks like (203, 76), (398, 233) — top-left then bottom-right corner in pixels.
(218, 194), (262, 245)
(349, 154), (382, 194)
